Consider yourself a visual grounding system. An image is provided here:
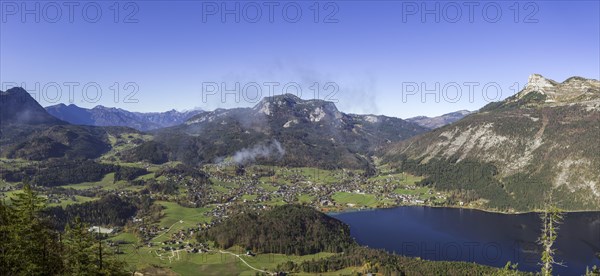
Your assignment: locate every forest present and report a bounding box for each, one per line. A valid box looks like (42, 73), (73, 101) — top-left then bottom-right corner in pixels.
(198, 204), (355, 255)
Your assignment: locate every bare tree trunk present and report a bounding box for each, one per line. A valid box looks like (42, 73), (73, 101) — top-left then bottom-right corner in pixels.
(539, 195), (564, 276)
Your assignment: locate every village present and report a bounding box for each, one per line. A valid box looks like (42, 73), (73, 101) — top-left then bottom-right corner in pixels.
(103, 164), (449, 255)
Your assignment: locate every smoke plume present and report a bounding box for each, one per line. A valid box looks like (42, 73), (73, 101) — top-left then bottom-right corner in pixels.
(231, 139), (285, 165)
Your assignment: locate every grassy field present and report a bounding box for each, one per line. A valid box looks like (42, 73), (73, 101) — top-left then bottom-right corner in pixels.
(47, 195), (98, 207)
(58, 173), (119, 190)
(241, 194), (258, 201)
(157, 201), (212, 228)
(135, 172), (157, 181)
(210, 179), (239, 192)
(109, 232), (139, 243)
(393, 186), (429, 195)
(296, 194), (315, 204)
(258, 182), (278, 192)
(263, 196), (287, 206)
(332, 192), (378, 207)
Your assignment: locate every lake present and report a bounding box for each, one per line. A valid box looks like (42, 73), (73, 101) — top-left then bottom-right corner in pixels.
(330, 206), (600, 275)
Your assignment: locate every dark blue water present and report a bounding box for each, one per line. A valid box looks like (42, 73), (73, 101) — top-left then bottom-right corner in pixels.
(330, 207), (600, 275)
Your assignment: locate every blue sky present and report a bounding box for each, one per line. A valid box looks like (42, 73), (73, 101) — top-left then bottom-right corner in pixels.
(1, 1), (598, 118)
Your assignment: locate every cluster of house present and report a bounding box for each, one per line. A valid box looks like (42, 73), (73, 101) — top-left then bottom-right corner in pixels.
(157, 240), (209, 254)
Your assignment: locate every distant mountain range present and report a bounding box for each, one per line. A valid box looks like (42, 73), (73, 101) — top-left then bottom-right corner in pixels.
(136, 93), (428, 169)
(382, 74), (600, 211)
(45, 104), (203, 131)
(406, 110), (472, 129)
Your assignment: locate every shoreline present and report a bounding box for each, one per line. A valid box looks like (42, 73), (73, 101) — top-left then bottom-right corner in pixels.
(325, 203), (600, 216)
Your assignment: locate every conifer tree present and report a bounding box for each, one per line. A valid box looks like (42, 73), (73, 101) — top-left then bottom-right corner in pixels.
(539, 194), (564, 276)
(62, 217), (98, 274)
(62, 217), (128, 275)
(4, 184), (63, 275)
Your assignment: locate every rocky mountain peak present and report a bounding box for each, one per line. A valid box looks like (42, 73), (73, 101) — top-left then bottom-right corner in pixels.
(253, 93), (342, 118)
(523, 74), (558, 95)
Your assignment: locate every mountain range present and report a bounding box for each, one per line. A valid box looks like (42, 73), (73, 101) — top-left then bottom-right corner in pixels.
(133, 93), (428, 169)
(45, 104), (203, 131)
(2, 74), (599, 210)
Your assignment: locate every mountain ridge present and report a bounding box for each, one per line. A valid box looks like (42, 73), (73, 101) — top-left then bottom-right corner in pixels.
(46, 103), (203, 131)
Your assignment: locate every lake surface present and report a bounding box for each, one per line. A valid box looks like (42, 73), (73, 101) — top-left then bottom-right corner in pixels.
(330, 207), (600, 275)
